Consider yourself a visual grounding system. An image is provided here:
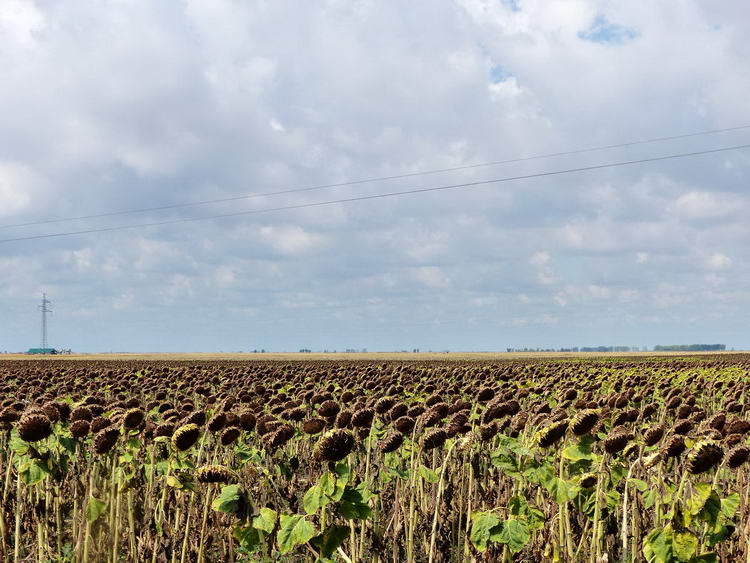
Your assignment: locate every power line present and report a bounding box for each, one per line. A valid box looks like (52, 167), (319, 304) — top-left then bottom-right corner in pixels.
(0, 142), (747, 244)
(2, 123), (750, 230)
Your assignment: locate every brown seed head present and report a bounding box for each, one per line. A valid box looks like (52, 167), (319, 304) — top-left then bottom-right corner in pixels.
(196, 465), (234, 484)
(603, 431), (633, 455)
(172, 423), (201, 451)
(90, 417), (112, 433)
(71, 406), (93, 422)
(238, 410), (256, 431)
(663, 435), (686, 458)
(580, 473), (597, 488)
(379, 432), (404, 453)
(123, 408), (145, 430)
(93, 427), (119, 454)
(644, 423), (666, 446)
(19, 413), (52, 442)
(220, 426), (241, 446)
(315, 429), (355, 462)
(335, 410), (352, 428)
(207, 413), (227, 433)
(571, 410), (599, 436)
(264, 424), (295, 449)
(687, 441), (724, 474)
(351, 408), (375, 428)
(422, 428), (448, 450)
(728, 445), (750, 469)
(394, 416), (415, 434)
(154, 422), (175, 438)
(302, 418), (326, 435)
(319, 400), (341, 418)
(478, 422), (499, 442)
(71, 419), (90, 438)
(537, 420), (568, 448)
(672, 419), (693, 436)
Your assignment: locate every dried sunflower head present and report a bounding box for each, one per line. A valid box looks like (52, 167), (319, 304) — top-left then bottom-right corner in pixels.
(207, 413), (227, 433)
(643, 423), (666, 447)
(172, 423), (201, 451)
(185, 410), (207, 427)
(663, 435), (686, 458)
(71, 420), (90, 438)
(707, 413), (726, 431)
(579, 473), (597, 489)
(476, 387), (495, 403)
(91, 417), (112, 433)
(238, 410), (256, 431)
(41, 403), (60, 423)
(18, 413), (52, 442)
(374, 397), (396, 415)
(478, 422), (499, 442)
(724, 433), (744, 448)
(315, 429), (355, 462)
(351, 408), (375, 428)
(154, 422), (175, 438)
(672, 419), (693, 436)
(687, 441), (724, 474)
(195, 465), (234, 484)
(264, 424), (295, 450)
(571, 410), (599, 436)
(302, 418), (326, 435)
(603, 431), (633, 455)
(71, 406), (93, 422)
(394, 416), (416, 434)
(422, 428), (448, 450)
(727, 445), (750, 469)
(379, 432), (404, 453)
(93, 427), (119, 454)
(319, 400), (341, 418)
(122, 408), (145, 430)
(536, 420), (568, 448)
(335, 410), (352, 429)
(220, 426), (241, 446)
(0, 407), (19, 423)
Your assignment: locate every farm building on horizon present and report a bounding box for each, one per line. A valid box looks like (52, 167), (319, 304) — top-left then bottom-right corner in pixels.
(27, 348), (59, 355)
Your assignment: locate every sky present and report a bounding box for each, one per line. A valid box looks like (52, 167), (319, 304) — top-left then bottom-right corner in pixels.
(1, 0), (749, 353)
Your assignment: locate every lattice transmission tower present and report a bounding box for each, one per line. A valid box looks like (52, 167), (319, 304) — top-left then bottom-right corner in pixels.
(39, 293), (52, 349)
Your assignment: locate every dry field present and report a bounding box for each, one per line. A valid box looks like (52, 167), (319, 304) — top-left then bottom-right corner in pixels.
(1, 354), (749, 562)
(2, 350), (741, 362)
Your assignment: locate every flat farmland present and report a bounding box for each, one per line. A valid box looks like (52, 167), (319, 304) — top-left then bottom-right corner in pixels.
(1, 350), (741, 362)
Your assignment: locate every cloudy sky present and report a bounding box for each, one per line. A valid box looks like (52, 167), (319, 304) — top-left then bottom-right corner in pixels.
(1, 0), (749, 353)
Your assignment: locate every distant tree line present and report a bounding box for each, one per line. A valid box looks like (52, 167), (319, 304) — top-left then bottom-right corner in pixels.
(653, 344), (726, 351)
(505, 344), (727, 353)
(506, 346), (641, 353)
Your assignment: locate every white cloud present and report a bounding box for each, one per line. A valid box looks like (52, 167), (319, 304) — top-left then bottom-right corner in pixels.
(705, 253), (732, 270)
(0, 162), (41, 216)
(113, 292), (134, 310)
(411, 266), (450, 289)
(259, 226), (324, 255)
(529, 251), (558, 285)
(0, 0), (44, 48)
(670, 191), (745, 221)
(269, 118), (285, 132)
(213, 266), (237, 288)
(529, 251), (550, 266)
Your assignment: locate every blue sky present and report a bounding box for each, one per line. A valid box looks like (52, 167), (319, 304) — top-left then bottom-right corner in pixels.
(0, 0), (749, 352)
(578, 15), (640, 44)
